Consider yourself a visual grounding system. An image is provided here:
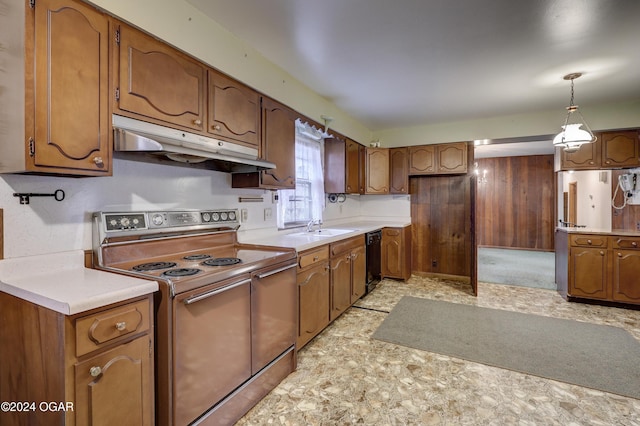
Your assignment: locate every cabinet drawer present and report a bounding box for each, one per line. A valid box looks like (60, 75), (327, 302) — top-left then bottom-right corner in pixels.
(570, 235), (608, 248)
(612, 238), (640, 250)
(330, 235), (365, 257)
(298, 246), (329, 270)
(76, 298), (151, 357)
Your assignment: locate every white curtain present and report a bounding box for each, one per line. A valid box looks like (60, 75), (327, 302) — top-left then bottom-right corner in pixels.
(277, 120), (325, 228)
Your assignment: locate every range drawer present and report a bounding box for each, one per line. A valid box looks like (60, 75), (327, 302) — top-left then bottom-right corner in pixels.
(298, 245), (329, 270)
(75, 298), (151, 357)
(612, 237), (640, 250)
(570, 235), (608, 248)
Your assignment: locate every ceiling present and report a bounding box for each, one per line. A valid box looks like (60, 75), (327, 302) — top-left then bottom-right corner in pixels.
(186, 0), (640, 152)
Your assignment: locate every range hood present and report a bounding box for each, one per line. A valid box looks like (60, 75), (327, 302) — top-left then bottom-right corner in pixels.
(112, 115), (276, 173)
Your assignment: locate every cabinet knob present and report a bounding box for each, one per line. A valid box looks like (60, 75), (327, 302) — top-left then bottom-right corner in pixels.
(600, 251), (605, 256)
(605, 161), (611, 164)
(89, 366), (102, 377)
(313, 256), (319, 261)
(618, 252), (623, 257)
(633, 242), (638, 247)
(589, 161), (594, 165)
(193, 119), (202, 126)
(115, 321), (126, 331)
(212, 124), (221, 131)
(93, 156), (104, 168)
(587, 239), (592, 245)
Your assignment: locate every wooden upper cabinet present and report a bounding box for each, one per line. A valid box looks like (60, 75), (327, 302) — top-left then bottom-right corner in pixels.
(601, 130), (640, 168)
(207, 70), (260, 148)
(390, 147), (408, 194)
(258, 97), (296, 189)
(29, 0), (111, 175)
(408, 145), (435, 174)
(346, 139), (364, 194)
(324, 137), (363, 194)
(437, 142), (467, 173)
(364, 148), (389, 194)
(560, 138), (599, 170)
(114, 22), (206, 132)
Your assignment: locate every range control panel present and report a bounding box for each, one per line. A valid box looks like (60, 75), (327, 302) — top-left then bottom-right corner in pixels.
(101, 209), (239, 232)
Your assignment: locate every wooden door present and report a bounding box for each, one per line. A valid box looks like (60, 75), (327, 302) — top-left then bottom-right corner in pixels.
(569, 247), (608, 299)
(389, 148), (409, 193)
(408, 145), (435, 175)
(612, 249), (640, 303)
(601, 130), (640, 168)
(329, 254), (352, 321)
(32, 0), (111, 175)
(297, 263), (330, 349)
(560, 139), (599, 170)
(75, 337), (153, 426)
(207, 70), (260, 148)
(350, 245), (366, 303)
(115, 23), (206, 132)
(346, 139), (362, 194)
(437, 142), (468, 174)
(260, 97), (296, 189)
(364, 148), (389, 194)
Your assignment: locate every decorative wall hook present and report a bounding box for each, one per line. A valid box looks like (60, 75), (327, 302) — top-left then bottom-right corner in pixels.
(13, 189), (65, 205)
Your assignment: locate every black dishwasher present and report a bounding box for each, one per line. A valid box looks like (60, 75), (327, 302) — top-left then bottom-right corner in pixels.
(365, 229), (382, 293)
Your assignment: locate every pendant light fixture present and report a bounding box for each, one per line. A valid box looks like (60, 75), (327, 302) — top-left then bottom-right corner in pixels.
(552, 72), (596, 153)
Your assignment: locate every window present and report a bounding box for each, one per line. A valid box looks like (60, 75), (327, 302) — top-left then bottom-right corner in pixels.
(277, 120), (325, 228)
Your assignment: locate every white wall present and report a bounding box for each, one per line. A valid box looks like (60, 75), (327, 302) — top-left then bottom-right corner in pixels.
(561, 170), (612, 229)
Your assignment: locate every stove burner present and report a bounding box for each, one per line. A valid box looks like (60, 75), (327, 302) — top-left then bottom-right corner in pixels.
(202, 257), (242, 267)
(162, 268), (202, 277)
(183, 254), (212, 261)
(132, 261), (177, 271)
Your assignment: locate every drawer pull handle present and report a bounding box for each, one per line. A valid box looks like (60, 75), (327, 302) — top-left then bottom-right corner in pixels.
(587, 239), (592, 245)
(89, 366), (102, 377)
(115, 321), (126, 331)
(313, 256), (319, 261)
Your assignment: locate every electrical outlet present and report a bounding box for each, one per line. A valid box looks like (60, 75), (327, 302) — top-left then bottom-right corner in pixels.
(271, 192), (278, 204)
(432, 259), (437, 267)
(264, 208), (272, 221)
(241, 209), (248, 222)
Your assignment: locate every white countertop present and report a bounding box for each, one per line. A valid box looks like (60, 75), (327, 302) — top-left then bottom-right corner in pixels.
(240, 220), (411, 252)
(556, 227), (640, 236)
(0, 250), (158, 315)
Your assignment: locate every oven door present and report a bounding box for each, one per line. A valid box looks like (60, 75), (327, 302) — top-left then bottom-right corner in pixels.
(173, 276), (252, 426)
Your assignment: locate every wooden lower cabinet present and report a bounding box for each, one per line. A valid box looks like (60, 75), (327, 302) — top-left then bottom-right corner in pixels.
(612, 249), (640, 303)
(297, 246), (330, 349)
(381, 226), (412, 281)
(329, 236), (366, 321)
(569, 246), (609, 300)
(0, 293), (154, 426)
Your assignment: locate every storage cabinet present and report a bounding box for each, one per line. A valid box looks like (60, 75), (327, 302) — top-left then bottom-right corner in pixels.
(324, 137), (364, 194)
(389, 148), (409, 194)
(0, 0), (112, 175)
(364, 148), (390, 194)
(0, 293), (154, 426)
(560, 130), (640, 170)
(296, 246), (330, 349)
(611, 237), (640, 303)
(409, 142), (468, 175)
(113, 22), (206, 132)
(329, 236), (366, 321)
(207, 70), (260, 149)
(381, 226), (412, 281)
(232, 97), (296, 189)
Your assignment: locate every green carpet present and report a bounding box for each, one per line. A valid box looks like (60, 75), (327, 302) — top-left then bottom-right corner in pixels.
(372, 296), (640, 400)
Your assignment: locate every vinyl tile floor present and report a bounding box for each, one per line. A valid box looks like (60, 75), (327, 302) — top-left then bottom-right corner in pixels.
(237, 277), (640, 425)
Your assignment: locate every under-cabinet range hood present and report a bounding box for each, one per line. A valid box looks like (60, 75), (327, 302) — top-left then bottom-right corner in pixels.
(112, 115), (276, 173)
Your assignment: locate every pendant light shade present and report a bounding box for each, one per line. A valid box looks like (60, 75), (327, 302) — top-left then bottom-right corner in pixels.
(553, 73), (596, 153)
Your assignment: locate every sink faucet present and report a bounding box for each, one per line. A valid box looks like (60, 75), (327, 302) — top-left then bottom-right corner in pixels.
(306, 219), (322, 232)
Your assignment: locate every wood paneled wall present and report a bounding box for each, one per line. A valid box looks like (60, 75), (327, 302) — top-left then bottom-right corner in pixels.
(476, 155), (555, 251)
(611, 169), (640, 231)
(410, 175), (471, 276)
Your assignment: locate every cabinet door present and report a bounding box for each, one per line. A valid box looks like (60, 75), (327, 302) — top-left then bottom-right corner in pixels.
(207, 70), (260, 148)
(260, 97), (296, 188)
(330, 254), (352, 321)
(437, 142), (468, 174)
(350, 245), (366, 303)
(324, 137), (347, 193)
(75, 337), (153, 426)
(569, 247), (608, 299)
(560, 140), (599, 170)
(408, 145), (435, 175)
(389, 147), (409, 194)
(601, 131), (640, 168)
(297, 263), (330, 349)
(346, 139), (363, 194)
(612, 249), (640, 303)
(32, 0), (111, 175)
(115, 23), (206, 132)
(364, 148), (389, 194)
(381, 228), (402, 278)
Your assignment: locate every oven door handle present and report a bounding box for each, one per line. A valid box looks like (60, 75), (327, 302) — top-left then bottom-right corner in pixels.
(183, 278), (251, 305)
(255, 263), (296, 279)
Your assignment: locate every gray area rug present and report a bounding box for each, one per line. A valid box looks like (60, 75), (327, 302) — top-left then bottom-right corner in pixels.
(478, 248), (556, 290)
(372, 296), (640, 400)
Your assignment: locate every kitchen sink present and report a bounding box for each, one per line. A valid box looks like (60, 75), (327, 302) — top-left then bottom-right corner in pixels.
(288, 228), (355, 238)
